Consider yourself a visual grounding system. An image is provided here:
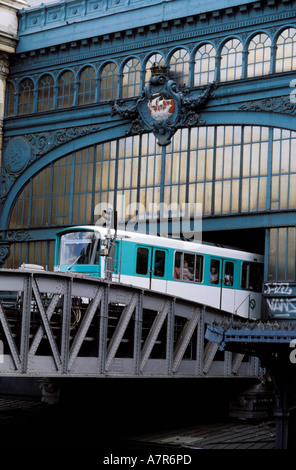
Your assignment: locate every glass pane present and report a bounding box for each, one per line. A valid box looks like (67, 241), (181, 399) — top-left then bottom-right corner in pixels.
(154, 250), (166, 277)
(224, 261), (234, 286)
(210, 259), (220, 284)
(136, 247), (149, 275)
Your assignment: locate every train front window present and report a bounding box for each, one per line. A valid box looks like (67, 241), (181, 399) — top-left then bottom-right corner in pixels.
(59, 231), (100, 266)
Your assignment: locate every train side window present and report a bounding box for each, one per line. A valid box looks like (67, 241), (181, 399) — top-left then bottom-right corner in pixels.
(174, 252), (182, 279)
(210, 259), (220, 284)
(136, 247), (149, 275)
(154, 250), (165, 277)
(183, 254), (195, 281)
(241, 262), (263, 292)
(224, 261), (234, 286)
(174, 252), (203, 282)
(195, 256), (203, 282)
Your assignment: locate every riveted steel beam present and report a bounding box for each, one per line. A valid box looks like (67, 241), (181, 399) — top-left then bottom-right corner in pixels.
(32, 277), (62, 372)
(20, 274), (32, 373)
(172, 308), (201, 373)
(29, 293), (61, 357)
(68, 286), (104, 370)
(0, 302), (21, 370)
(203, 341), (219, 374)
(140, 299), (171, 372)
(105, 292), (138, 371)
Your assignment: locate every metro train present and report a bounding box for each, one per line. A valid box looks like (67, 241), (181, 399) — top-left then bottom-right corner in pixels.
(54, 225), (264, 319)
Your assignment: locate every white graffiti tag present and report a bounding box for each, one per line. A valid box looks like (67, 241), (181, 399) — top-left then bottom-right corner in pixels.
(267, 298), (296, 315)
(264, 283), (293, 296)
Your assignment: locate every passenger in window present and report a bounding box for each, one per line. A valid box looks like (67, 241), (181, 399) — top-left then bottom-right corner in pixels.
(210, 266), (218, 284)
(224, 267), (233, 286)
(183, 261), (194, 281)
(154, 256), (164, 277)
(174, 263), (180, 279)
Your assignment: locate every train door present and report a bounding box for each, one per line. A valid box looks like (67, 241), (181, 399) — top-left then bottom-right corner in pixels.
(221, 260), (236, 312)
(151, 248), (168, 293)
(135, 246), (168, 291)
(135, 246), (151, 289)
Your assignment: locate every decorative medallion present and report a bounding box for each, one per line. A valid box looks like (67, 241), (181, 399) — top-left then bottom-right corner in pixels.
(147, 92), (175, 122)
(3, 137), (31, 174)
(111, 64), (217, 146)
(0, 125), (100, 203)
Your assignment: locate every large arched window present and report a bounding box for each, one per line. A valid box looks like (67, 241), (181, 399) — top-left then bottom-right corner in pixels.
(18, 78), (34, 115)
(275, 27), (296, 73)
(220, 38), (243, 82)
(169, 48), (189, 87)
(247, 33), (271, 77)
(145, 53), (165, 85)
(78, 66), (96, 105)
(5, 82), (15, 117)
(194, 44), (216, 86)
(37, 74), (55, 112)
(10, 125), (296, 232)
(57, 70), (75, 109)
(99, 62), (118, 102)
(122, 58), (141, 98)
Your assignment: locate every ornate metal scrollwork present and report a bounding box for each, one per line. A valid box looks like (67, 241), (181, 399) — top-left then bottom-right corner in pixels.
(0, 245), (10, 266)
(0, 230), (33, 242)
(1, 125), (100, 203)
(110, 65), (217, 146)
(239, 96), (296, 115)
(0, 231), (33, 266)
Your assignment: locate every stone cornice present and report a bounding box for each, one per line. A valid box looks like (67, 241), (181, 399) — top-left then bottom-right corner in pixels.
(16, 0), (296, 56)
(17, 0), (260, 39)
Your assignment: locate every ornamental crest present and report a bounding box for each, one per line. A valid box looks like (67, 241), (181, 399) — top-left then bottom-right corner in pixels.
(111, 64), (216, 146)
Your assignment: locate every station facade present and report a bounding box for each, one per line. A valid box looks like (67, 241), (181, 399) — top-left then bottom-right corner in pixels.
(0, 0), (296, 310)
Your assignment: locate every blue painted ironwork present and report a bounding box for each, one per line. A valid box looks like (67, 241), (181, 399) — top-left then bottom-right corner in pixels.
(1, 0), (296, 275)
(205, 320), (296, 351)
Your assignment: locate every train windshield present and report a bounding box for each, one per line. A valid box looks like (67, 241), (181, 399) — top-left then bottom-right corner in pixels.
(58, 231), (100, 266)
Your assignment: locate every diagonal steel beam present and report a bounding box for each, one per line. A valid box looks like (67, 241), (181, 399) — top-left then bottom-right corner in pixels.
(0, 302), (21, 370)
(20, 274), (32, 373)
(32, 278), (62, 371)
(203, 341), (219, 374)
(105, 293), (138, 371)
(232, 353), (244, 375)
(140, 300), (171, 372)
(172, 308), (201, 373)
(60, 278), (72, 374)
(29, 293), (61, 357)
(68, 287), (104, 369)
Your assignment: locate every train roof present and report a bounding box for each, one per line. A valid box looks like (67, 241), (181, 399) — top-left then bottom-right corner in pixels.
(56, 225), (264, 262)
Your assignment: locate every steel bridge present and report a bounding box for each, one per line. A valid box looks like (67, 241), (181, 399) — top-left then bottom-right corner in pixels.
(0, 267), (263, 380)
